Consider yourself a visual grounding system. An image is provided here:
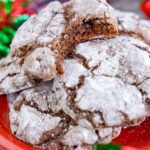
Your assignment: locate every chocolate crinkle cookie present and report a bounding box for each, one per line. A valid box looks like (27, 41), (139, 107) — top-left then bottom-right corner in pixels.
(0, 0), (150, 149)
(8, 35), (150, 149)
(0, 0), (118, 95)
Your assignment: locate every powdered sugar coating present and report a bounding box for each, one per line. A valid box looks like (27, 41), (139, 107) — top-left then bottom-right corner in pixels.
(98, 127), (121, 144)
(0, 1), (64, 94)
(116, 10), (150, 41)
(139, 20), (150, 42)
(62, 125), (121, 146)
(11, 1), (64, 56)
(116, 10), (139, 34)
(138, 79), (150, 106)
(23, 47), (57, 80)
(56, 59), (88, 87)
(8, 35), (150, 147)
(8, 92), (121, 147)
(0, 48), (56, 94)
(75, 76), (145, 126)
(52, 36), (150, 127)
(66, 0), (117, 27)
(62, 126), (98, 146)
(75, 36), (150, 84)
(9, 104), (61, 145)
(0, 0), (118, 95)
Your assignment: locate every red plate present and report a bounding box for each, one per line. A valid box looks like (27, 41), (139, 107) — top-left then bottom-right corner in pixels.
(0, 95), (150, 150)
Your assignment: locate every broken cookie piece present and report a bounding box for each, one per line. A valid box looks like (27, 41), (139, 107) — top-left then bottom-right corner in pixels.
(23, 48), (57, 80)
(116, 10), (150, 42)
(63, 0), (118, 42)
(0, 0), (118, 95)
(8, 36), (150, 148)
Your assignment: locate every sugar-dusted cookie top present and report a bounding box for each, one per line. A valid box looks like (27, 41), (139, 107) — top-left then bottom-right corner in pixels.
(51, 36), (150, 127)
(8, 35), (150, 148)
(116, 10), (150, 42)
(64, 0), (118, 37)
(9, 104), (63, 145)
(0, 0), (118, 95)
(8, 83), (121, 148)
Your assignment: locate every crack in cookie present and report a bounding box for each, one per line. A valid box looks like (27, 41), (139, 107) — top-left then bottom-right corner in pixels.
(0, 0), (118, 95)
(8, 35), (150, 148)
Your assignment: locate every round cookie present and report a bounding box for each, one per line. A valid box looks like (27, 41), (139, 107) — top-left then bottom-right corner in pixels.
(8, 35), (150, 148)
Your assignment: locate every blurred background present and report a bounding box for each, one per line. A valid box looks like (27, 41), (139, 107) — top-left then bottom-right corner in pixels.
(27, 0), (147, 18)
(110, 0), (145, 18)
(28, 0), (146, 17)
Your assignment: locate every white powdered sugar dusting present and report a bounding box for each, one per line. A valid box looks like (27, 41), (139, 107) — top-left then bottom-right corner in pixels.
(23, 47), (57, 80)
(8, 35), (150, 148)
(75, 36), (150, 84)
(138, 79), (150, 103)
(9, 104), (61, 145)
(11, 1), (64, 53)
(63, 126), (98, 146)
(5, 1), (150, 147)
(75, 76), (146, 126)
(56, 59), (87, 87)
(0, 0), (119, 96)
(69, 0), (116, 20)
(116, 10), (150, 41)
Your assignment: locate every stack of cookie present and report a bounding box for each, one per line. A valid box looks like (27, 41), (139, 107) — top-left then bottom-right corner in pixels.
(0, 0), (150, 149)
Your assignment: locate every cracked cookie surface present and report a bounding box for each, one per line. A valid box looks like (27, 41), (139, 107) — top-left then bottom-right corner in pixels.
(8, 82), (121, 148)
(116, 10), (150, 42)
(0, 0), (118, 95)
(8, 35), (150, 148)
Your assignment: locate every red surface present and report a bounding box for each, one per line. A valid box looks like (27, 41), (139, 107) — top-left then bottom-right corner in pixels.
(0, 96), (150, 150)
(0, 95), (39, 150)
(141, 0), (150, 19)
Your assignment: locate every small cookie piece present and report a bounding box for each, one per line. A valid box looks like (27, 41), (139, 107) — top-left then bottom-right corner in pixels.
(0, 0), (118, 95)
(116, 10), (150, 42)
(23, 48), (57, 80)
(8, 36), (150, 148)
(64, 0), (118, 42)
